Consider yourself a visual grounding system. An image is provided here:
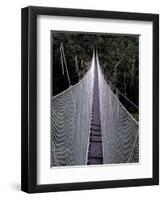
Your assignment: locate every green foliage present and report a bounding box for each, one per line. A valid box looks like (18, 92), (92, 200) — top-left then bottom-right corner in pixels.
(52, 32), (95, 95)
(52, 31), (139, 110)
(97, 34), (139, 106)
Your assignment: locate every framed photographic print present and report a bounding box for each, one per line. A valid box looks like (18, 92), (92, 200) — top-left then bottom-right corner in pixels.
(21, 6), (159, 193)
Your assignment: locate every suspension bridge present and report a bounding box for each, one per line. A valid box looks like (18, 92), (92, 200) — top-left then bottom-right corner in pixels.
(51, 47), (139, 167)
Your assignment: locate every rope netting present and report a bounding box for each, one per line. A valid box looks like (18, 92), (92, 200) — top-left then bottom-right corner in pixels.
(97, 54), (139, 164)
(51, 47), (139, 166)
(51, 52), (95, 166)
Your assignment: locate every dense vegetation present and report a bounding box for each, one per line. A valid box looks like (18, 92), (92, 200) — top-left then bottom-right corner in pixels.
(52, 32), (94, 95)
(52, 31), (139, 119)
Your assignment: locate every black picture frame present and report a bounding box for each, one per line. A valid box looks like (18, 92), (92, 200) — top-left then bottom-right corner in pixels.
(21, 6), (159, 193)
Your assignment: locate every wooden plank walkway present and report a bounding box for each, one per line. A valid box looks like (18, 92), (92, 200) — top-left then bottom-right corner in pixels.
(87, 53), (103, 165)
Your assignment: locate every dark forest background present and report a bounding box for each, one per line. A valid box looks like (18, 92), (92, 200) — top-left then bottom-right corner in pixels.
(51, 31), (139, 120)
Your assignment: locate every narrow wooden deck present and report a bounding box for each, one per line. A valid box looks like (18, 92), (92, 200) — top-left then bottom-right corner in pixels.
(87, 53), (103, 165)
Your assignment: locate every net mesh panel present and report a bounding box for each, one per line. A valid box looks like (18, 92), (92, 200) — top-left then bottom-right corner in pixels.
(97, 55), (139, 164)
(51, 54), (95, 166)
(51, 51), (139, 166)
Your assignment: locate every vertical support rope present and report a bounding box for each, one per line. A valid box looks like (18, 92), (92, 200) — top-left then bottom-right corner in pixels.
(75, 56), (80, 80)
(61, 43), (71, 86)
(60, 44), (64, 75)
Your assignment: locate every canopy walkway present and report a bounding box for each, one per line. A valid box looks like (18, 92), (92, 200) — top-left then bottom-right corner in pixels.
(87, 51), (103, 165)
(51, 48), (139, 167)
